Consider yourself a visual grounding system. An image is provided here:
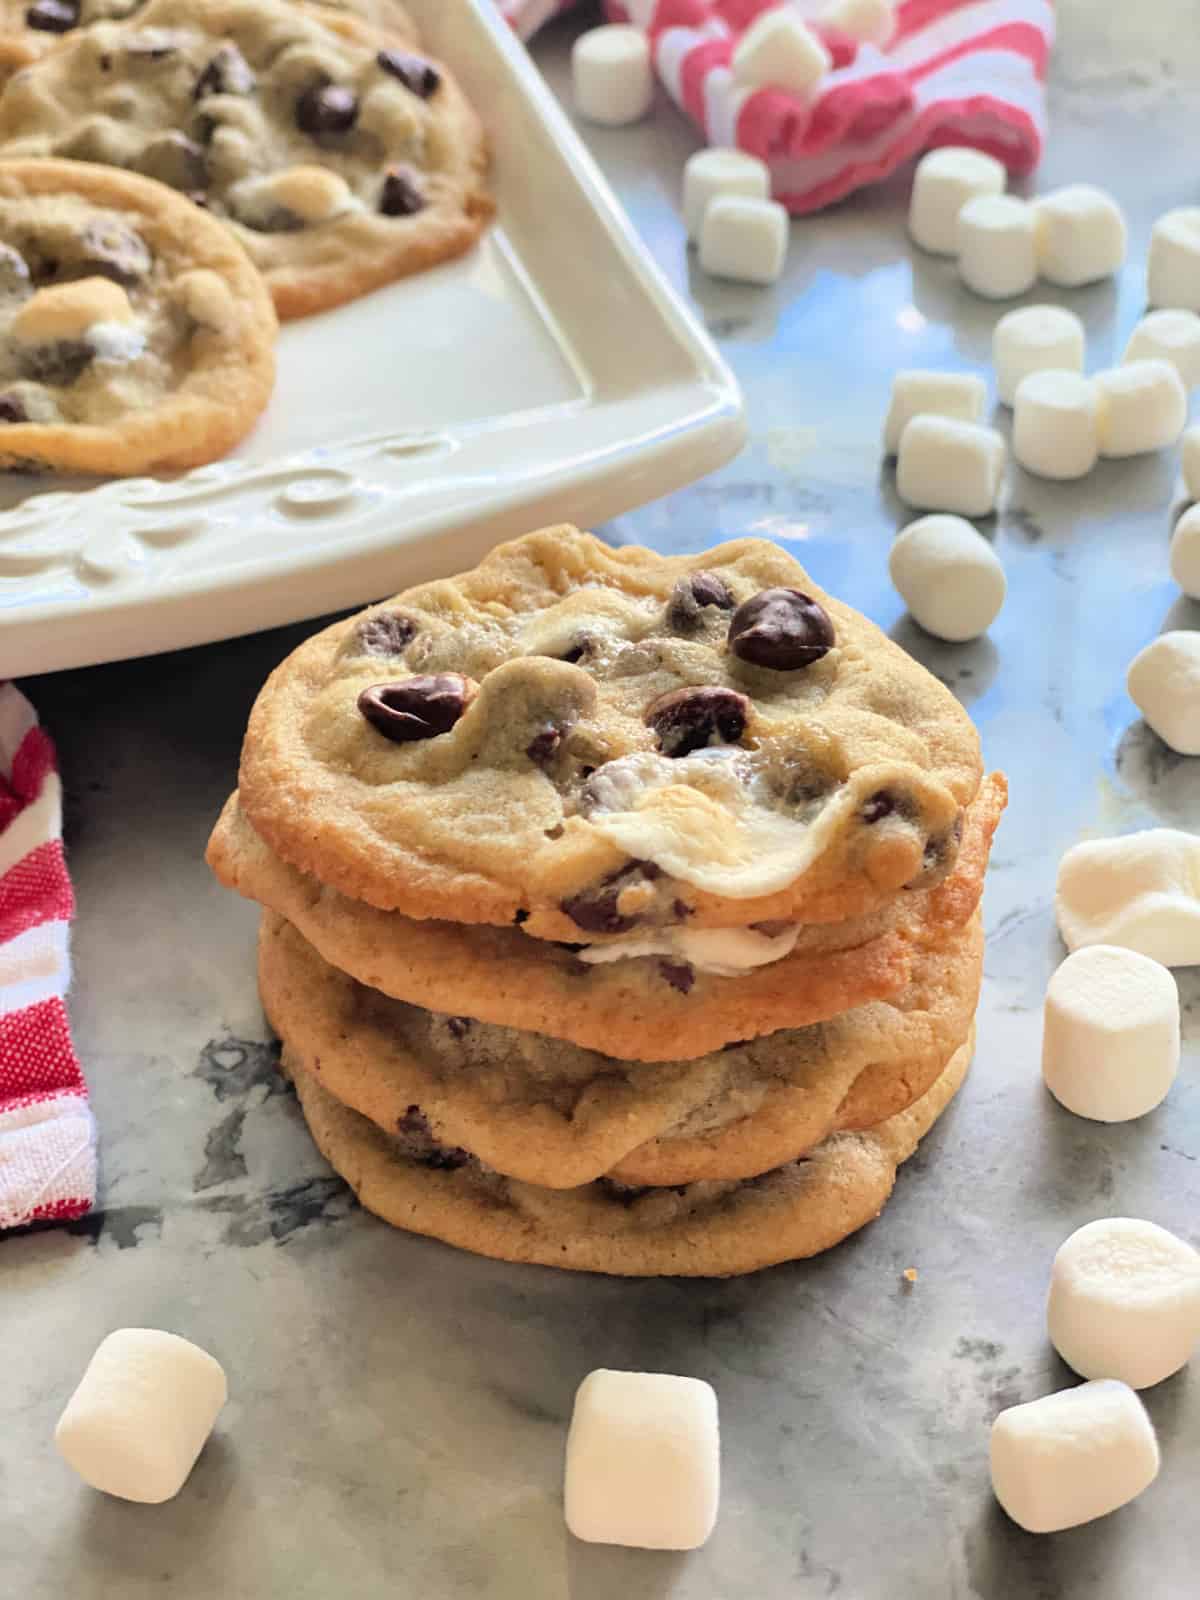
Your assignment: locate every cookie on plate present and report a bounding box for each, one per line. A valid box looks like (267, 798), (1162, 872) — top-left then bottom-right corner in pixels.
(0, 157), (275, 473)
(0, 0), (492, 318)
(281, 1034), (972, 1276)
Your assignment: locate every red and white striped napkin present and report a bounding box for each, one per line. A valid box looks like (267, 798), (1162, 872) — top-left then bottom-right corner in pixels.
(500, 0), (1054, 213)
(0, 685), (94, 1231)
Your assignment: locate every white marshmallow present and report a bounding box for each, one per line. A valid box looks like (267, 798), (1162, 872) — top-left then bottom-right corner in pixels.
(908, 147), (1007, 256)
(1123, 309), (1200, 391)
(1147, 207), (1200, 313)
(1042, 945), (1180, 1123)
(895, 415), (1005, 517)
(1095, 360), (1187, 458)
(888, 515), (1006, 642)
(956, 194), (1037, 299)
(571, 26), (654, 126)
(1185, 425), (1200, 500)
(55, 1329), (227, 1504)
(1056, 829), (1200, 967)
(699, 195), (789, 285)
(1033, 185), (1127, 287)
(819, 0), (895, 47)
(1127, 631), (1200, 755)
(1171, 504), (1200, 599)
(1012, 369), (1099, 481)
(564, 1370), (719, 1550)
(1048, 1218), (1200, 1390)
(990, 1380), (1159, 1534)
(683, 148), (770, 242)
(992, 304), (1086, 406)
(731, 9), (830, 97)
(882, 369), (987, 455)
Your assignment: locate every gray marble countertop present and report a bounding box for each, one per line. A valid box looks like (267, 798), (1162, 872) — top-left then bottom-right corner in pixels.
(7, 6), (1200, 1596)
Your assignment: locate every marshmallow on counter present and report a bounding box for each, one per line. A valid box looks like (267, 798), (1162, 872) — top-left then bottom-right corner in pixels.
(1048, 1218), (1200, 1390)
(1056, 829), (1200, 967)
(956, 194), (1037, 299)
(731, 8), (830, 97)
(564, 1370), (719, 1550)
(992, 304), (1086, 406)
(1033, 184), (1127, 287)
(820, 0), (896, 47)
(1012, 369), (1099, 481)
(908, 147), (1007, 256)
(1127, 631), (1200, 755)
(895, 415), (1006, 517)
(571, 25), (654, 126)
(1171, 504), (1200, 599)
(1185, 425), (1200, 500)
(683, 149), (770, 242)
(882, 369), (987, 455)
(990, 1380), (1160, 1534)
(1095, 360), (1187, 458)
(699, 195), (789, 285)
(1123, 309), (1200, 391)
(888, 515), (1006, 642)
(1042, 945), (1180, 1123)
(1147, 206), (1200, 312)
(55, 1329), (228, 1504)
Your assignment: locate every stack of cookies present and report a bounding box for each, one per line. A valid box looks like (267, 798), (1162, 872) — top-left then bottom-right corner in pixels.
(208, 527), (1006, 1276)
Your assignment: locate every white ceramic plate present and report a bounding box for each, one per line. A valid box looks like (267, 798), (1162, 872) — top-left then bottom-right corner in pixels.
(0, 0), (744, 677)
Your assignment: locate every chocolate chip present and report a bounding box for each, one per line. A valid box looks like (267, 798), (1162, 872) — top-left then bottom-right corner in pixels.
(513, 909), (530, 925)
(355, 611), (417, 656)
(673, 898), (692, 920)
(645, 685), (749, 758)
(376, 49), (440, 97)
(861, 791), (896, 824)
(21, 340), (93, 385)
(727, 589), (835, 671)
(296, 82), (358, 136)
(665, 569), (735, 632)
(660, 961), (694, 994)
(194, 42), (256, 98)
(136, 131), (207, 192)
(396, 1105), (470, 1170)
(80, 220), (151, 285)
(526, 723), (564, 766)
(446, 1016), (471, 1038)
(560, 885), (634, 935)
(379, 165), (426, 217)
(0, 394), (27, 424)
(357, 674), (475, 743)
(25, 0), (77, 31)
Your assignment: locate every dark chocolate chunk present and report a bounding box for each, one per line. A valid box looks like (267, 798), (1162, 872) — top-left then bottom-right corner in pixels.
(357, 673), (475, 743)
(665, 569), (735, 632)
(21, 340), (93, 385)
(861, 790), (896, 824)
(513, 909), (530, 925)
(0, 394), (27, 424)
(660, 961), (695, 994)
(727, 588), (835, 671)
(296, 82), (358, 136)
(560, 862), (659, 935)
(379, 165), (426, 217)
(396, 1105), (470, 1170)
(376, 49), (440, 97)
(194, 42), (256, 98)
(25, 0), (76, 30)
(645, 684), (749, 758)
(80, 220), (151, 285)
(446, 1017), (471, 1039)
(355, 611), (417, 656)
(526, 723), (564, 766)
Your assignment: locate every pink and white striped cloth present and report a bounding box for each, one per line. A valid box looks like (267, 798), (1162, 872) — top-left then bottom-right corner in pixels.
(501, 0), (1054, 213)
(0, 684), (94, 1231)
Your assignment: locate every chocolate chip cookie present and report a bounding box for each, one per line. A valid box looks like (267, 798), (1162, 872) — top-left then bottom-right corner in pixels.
(0, 157), (275, 472)
(0, 0), (491, 318)
(281, 1035), (972, 1276)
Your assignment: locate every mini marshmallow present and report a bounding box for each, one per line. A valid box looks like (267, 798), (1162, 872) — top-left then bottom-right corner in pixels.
(882, 370), (987, 455)
(1042, 945), (1180, 1123)
(572, 25), (654, 126)
(1127, 631), (1200, 755)
(908, 147), (1007, 256)
(956, 193), (1037, 299)
(1056, 829), (1200, 967)
(731, 9), (830, 97)
(699, 195), (789, 285)
(1185, 425), (1200, 500)
(564, 1370), (719, 1550)
(12, 277), (133, 343)
(990, 1380), (1159, 1534)
(683, 149), (770, 242)
(55, 1329), (227, 1504)
(1095, 360), (1187, 458)
(1012, 369), (1099, 480)
(888, 515), (1006, 642)
(992, 304), (1086, 406)
(1171, 504), (1200, 599)
(1123, 309), (1200, 391)
(1033, 184), (1127, 287)
(1048, 1218), (1200, 1390)
(820, 0), (895, 47)
(895, 415), (1006, 517)
(1147, 206), (1200, 312)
